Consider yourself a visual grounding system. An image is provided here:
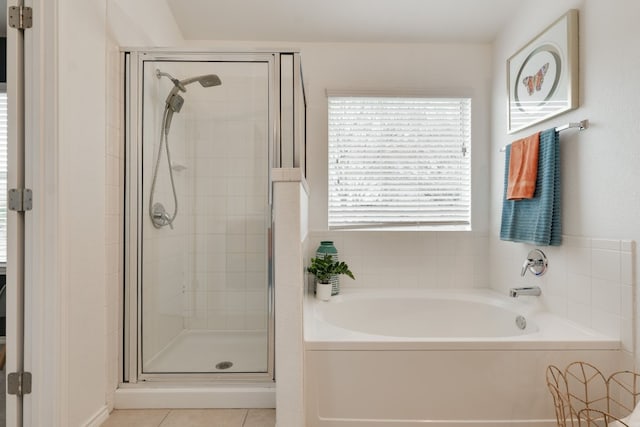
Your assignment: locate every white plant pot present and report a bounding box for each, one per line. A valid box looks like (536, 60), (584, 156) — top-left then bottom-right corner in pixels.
(315, 282), (332, 301)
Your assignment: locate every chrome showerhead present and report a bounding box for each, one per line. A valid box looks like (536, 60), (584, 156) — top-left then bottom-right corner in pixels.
(156, 69), (222, 135)
(179, 74), (222, 88)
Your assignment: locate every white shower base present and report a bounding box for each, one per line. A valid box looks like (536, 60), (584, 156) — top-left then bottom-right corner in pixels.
(144, 329), (269, 373)
(117, 329), (274, 409)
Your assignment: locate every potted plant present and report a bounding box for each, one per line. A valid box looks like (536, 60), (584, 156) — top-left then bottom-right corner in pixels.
(307, 254), (355, 301)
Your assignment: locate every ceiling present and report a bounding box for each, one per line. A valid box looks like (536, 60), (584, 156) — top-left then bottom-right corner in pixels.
(167, 0), (526, 43)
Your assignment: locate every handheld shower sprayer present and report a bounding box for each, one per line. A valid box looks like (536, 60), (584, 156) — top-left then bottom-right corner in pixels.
(155, 69), (222, 134)
(149, 68), (223, 230)
(156, 69), (185, 135)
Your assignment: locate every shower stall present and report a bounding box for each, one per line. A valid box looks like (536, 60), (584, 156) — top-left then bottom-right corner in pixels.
(122, 50), (305, 396)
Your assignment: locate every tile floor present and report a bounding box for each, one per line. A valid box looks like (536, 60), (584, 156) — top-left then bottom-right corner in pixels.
(100, 409), (275, 427)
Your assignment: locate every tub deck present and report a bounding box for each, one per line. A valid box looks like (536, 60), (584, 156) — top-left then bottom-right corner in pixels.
(304, 288), (619, 351)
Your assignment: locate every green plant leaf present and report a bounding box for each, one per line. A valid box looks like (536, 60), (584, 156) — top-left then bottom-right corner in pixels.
(306, 254), (355, 283)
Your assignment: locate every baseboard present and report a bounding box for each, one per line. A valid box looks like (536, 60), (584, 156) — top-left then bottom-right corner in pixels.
(83, 405), (110, 427)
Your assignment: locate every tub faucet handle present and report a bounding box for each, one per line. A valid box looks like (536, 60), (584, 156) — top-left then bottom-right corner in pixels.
(521, 258), (531, 277)
(520, 249), (548, 277)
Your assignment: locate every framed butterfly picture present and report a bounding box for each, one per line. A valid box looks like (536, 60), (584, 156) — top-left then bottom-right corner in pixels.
(507, 9), (579, 133)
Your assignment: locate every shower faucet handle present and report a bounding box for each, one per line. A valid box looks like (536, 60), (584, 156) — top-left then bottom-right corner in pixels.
(151, 203), (174, 229)
(520, 249), (548, 277)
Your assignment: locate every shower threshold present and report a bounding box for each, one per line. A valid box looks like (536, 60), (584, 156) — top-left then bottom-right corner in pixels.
(114, 382), (275, 409)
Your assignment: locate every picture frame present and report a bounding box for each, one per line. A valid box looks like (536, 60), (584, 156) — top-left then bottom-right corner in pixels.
(507, 9), (579, 134)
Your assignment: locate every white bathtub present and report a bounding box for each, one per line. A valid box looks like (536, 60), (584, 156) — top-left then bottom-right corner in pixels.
(317, 291), (535, 338)
(304, 289), (621, 426)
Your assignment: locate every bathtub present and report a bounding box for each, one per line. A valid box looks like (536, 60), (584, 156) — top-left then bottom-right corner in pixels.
(304, 288), (621, 426)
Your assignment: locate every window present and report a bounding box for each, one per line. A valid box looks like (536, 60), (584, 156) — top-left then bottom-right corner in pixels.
(328, 96), (471, 230)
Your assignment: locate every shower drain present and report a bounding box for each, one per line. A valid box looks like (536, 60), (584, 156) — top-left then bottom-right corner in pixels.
(215, 361), (233, 370)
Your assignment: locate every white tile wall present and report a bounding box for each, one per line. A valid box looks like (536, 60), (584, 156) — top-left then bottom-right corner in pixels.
(307, 230), (634, 356)
(273, 177), (308, 427)
(184, 63), (270, 333)
(306, 231), (490, 290)
(492, 235), (635, 354)
(141, 94), (189, 363)
(566, 238), (632, 350)
(133, 62), (273, 371)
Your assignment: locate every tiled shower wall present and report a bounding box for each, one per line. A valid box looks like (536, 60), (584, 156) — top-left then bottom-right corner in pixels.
(136, 62), (271, 369)
(107, 60), (272, 388)
(141, 74), (189, 365)
(181, 64), (269, 333)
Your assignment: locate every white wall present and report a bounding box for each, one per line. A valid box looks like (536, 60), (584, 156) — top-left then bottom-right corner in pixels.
(490, 0), (640, 367)
(59, 0), (640, 425)
(299, 42), (493, 288)
(302, 43), (492, 233)
(183, 40), (493, 239)
(58, 0), (108, 425)
(105, 0), (184, 414)
(107, 0), (183, 47)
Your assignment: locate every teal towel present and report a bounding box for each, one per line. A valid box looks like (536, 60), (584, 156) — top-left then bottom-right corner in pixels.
(500, 128), (561, 246)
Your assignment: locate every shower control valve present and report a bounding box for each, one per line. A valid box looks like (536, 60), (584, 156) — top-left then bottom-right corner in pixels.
(151, 203), (174, 229)
(520, 249), (548, 277)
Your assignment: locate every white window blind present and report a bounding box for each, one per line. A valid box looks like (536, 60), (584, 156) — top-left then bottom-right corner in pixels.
(328, 96), (471, 229)
(0, 92), (6, 262)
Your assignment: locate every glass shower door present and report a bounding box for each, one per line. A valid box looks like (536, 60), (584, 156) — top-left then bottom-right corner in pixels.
(138, 58), (272, 376)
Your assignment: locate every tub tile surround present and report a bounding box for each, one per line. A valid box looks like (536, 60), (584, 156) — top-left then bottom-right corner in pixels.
(492, 235), (635, 354)
(307, 231), (634, 352)
(273, 170), (310, 427)
(307, 231), (490, 290)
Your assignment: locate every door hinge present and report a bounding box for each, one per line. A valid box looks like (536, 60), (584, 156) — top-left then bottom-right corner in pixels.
(8, 5), (33, 30)
(7, 372), (32, 396)
(8, 188), (33, 212)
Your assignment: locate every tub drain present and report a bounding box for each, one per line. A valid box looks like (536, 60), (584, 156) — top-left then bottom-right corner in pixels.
(215, 361), (233, 370)
(515, 315), (527, 330)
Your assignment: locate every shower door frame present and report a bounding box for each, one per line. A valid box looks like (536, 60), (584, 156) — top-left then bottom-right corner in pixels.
(123, 50), (278, 384)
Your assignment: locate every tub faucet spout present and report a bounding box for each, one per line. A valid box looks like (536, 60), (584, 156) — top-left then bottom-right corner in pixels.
(509, 286), (541, 298)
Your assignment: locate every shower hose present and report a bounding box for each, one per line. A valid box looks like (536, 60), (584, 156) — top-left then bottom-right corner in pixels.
(148, 106), (179, 229)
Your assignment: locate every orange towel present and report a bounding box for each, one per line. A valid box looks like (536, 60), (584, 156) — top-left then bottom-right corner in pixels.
(507, 132), (540, 200)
